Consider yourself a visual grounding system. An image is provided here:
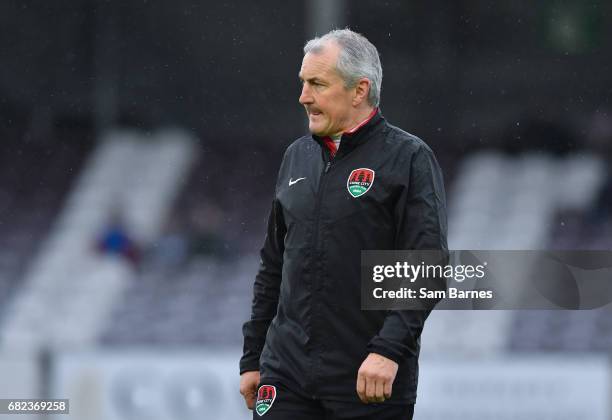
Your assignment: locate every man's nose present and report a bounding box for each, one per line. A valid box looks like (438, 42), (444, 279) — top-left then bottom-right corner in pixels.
(299, 84), (313, 105)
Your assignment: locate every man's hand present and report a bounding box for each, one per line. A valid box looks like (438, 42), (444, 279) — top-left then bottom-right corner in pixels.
(356, 353), (398, 404)
(240, 371), (260, 409)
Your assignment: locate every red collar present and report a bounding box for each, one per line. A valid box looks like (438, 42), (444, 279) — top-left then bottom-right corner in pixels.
(322, 137), (338, 157)
(321, 108), (379, 158)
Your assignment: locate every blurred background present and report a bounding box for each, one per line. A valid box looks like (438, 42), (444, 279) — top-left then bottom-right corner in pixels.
(0, 1), (611, 419)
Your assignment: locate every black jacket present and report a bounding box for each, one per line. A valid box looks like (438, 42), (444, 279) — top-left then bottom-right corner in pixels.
(240, 110), (448, 404)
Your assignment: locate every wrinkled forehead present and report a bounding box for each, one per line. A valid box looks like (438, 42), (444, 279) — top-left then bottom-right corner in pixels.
(299, 42), (341, 79)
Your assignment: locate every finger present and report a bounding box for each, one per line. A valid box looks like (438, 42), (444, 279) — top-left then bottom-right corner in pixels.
(383, 380), (393, 399)
(365, 375), (376, 402)
(375, 379), (385, 402)
(239, 374), (259, 396)
(356, 373), (367, 403)
(245, 392), (256, 409)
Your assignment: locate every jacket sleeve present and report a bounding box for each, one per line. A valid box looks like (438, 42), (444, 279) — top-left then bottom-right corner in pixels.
(366, 144), (448, 364)
(240, 198), (286, 374)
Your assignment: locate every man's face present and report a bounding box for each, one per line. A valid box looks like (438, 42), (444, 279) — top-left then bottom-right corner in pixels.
(298, 43), (355, 137)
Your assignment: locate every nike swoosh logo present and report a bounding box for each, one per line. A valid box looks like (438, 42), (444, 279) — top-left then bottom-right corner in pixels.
(289, 177), (306, 186)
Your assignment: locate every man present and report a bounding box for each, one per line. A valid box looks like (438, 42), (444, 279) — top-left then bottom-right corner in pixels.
(240, 29), (447, 419)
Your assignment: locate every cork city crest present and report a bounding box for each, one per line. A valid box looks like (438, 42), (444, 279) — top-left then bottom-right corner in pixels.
(347, 168), (375, 198)
(255, 385), (277, 416)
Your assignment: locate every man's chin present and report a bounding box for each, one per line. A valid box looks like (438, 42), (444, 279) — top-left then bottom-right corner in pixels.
(308, 123), (328, 137)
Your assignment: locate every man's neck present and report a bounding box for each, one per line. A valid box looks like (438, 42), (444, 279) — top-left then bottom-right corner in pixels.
(332, 107), (376, 137)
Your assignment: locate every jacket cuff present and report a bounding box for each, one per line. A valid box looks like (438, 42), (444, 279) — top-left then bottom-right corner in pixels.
(366, 338), (404, 365)
(239, 356), (260, 375)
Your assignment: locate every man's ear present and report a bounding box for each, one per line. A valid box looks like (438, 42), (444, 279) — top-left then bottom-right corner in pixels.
(352, 78), (371, 106)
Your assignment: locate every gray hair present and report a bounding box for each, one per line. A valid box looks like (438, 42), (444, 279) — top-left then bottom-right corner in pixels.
(304, 29), (382, 107)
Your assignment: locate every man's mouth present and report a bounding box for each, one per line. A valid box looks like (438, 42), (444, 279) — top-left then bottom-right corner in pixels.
(309, 110), (322, 117)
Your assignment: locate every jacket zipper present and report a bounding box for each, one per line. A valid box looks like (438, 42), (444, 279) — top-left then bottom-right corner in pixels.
(309, 156), (332, 397)
(312, 159), (332, 250)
